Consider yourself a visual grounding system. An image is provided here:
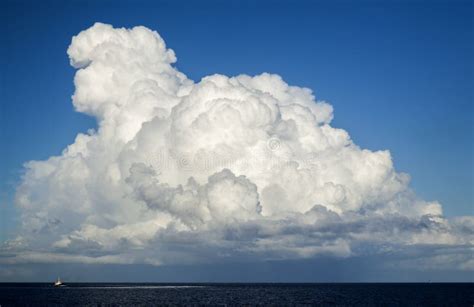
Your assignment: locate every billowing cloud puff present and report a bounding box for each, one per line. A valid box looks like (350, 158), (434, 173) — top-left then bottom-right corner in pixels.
(2, 23), (473, 270)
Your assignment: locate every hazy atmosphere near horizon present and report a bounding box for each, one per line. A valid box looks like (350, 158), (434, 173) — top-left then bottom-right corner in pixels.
(0, 0), (473, 283)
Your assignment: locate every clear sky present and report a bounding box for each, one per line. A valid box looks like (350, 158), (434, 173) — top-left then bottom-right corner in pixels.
(0, 0), (472, 281)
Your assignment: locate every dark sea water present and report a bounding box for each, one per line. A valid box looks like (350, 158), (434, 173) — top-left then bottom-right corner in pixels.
(0, 283), (472, 306)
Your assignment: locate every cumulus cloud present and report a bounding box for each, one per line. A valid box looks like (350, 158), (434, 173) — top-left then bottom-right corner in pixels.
(1, 23), (472, 270)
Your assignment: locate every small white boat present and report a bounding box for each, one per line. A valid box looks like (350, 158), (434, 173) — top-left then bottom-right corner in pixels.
(54, 277), (65, 287)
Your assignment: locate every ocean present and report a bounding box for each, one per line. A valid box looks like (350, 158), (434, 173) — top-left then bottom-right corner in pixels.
(0, 283), (472, 306)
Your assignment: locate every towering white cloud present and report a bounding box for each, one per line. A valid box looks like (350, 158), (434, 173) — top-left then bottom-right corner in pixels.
(2, 23), (472, 269)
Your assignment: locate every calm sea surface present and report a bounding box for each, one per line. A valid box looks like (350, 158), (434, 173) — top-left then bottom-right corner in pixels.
(0, 283), (472, 306)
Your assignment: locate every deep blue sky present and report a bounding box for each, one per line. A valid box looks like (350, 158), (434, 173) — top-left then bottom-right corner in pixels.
(1, 0), (472, 243)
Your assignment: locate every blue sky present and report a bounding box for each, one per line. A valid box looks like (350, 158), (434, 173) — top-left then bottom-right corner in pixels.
(0, 0), (472, 281)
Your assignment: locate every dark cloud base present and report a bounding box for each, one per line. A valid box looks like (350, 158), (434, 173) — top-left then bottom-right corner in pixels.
(2, 258), (473, 283)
